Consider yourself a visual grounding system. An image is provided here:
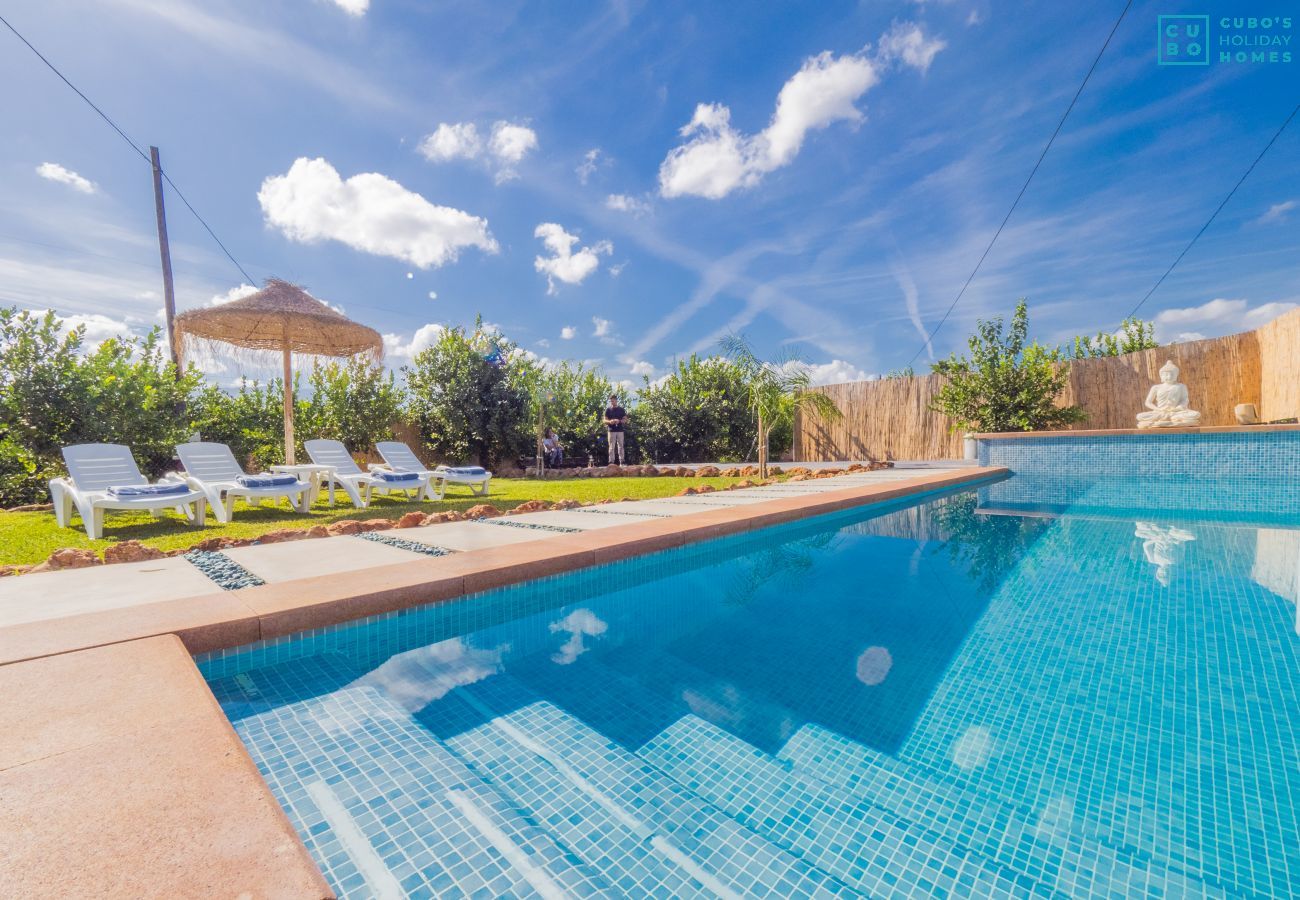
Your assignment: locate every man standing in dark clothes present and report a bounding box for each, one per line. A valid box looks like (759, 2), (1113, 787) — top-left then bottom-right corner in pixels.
(603, 394), (628, 465)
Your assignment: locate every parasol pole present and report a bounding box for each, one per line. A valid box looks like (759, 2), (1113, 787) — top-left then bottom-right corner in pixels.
(282, 319), (295, 465)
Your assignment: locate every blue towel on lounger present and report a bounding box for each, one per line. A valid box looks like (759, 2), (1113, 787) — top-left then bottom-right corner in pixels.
(443, 466), (488, 477)
(236, 473), (299, 489)
(107, 482), (191, 498)
(373, 470), (421, 484)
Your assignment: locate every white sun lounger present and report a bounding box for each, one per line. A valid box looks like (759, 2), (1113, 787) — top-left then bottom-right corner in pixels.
(304, 439), (430, 508)
(372, 442), (493, 498)
(433, 464), (492, 496)
(49, 443), (207, 539)
(175, 442), (310, 523)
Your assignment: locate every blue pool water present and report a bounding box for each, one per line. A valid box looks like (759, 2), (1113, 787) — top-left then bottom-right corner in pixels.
(199, 477), (1300, 898)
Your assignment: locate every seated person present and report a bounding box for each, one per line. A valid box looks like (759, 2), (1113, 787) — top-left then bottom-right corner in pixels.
(542, 428), (563, 466)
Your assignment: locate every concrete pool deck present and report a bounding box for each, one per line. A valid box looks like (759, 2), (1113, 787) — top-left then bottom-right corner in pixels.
(0, 465), (1003, 898)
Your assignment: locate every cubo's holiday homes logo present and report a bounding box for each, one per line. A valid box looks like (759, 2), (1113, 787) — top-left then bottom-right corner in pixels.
(1158, 14), (1293, 66)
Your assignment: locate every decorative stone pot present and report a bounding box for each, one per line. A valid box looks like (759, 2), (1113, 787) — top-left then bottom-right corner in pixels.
(963, 434), (978, 461)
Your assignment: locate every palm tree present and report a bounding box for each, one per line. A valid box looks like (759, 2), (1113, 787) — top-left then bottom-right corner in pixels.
(720, 334), (842, 478)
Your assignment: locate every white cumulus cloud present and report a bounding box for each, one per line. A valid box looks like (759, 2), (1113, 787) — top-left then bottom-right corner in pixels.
(419, 120), (537, 182)
(383, 323), (446, 359)
(489, 122), (538, 164)
(418, 122), (482, 161)
(258, 157), (497, 269)
(658, 23), (942, 199)
(533, 223), (612, 294)
(792, 358), (871, 385)
(330, 0), (368, 15)
(36, 162), (97, 194)
(628, 359), (656, 376)
(606, 193), (651, 215)
(210, 283), (259, 306)
(1153, 298), (1298, 343)
(592, 316), (613, 338)
(875, 20), (947, 72)
(560, 325), (577, 340)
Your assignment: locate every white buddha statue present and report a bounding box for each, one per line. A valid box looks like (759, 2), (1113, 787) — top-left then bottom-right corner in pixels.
(1136, 360), (1201, 428)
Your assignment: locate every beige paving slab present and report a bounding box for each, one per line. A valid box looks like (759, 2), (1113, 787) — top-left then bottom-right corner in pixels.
(397, 519), (557, 551)
(0, 557), (218, 627)
(223, 535), (427, 583)
(0, 635), (331, 898)
(499, 509), (664, 530)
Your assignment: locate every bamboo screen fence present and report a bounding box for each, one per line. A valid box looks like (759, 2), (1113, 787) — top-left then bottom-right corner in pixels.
(794, 308), (1300, 462)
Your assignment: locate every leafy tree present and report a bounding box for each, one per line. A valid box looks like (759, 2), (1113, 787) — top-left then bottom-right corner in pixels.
(929, 299), (1085, 433)
(518, 360), (615, 465)
(720, 335), (842, 478)
(634, 355), (755, 463)
(301, 357), (400, 455)
(404, 323), (531, 468)
(73, 331), (202, 477)
(1070, 317), (1159, 359)
(0, 308), (83, 468)
(885, 366), (915, 379)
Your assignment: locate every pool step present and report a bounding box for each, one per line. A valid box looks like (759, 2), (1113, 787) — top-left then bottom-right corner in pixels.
(421, 690), (719, 899)
(433, 672), (863, 899)
(639, 713), (1050, 899)
(779, 725), (1223, 899)
(525, 652), (1045, 900)
(595, 647), (1222, 899)
(226, 659), (614, 898)
(595, 650), (1222, 894)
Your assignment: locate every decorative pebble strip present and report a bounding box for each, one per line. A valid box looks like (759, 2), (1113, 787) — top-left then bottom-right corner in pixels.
(477, 518), (584, 533)
(576, 507), (672, 517)
(356, 532), (454, 557)
(184, 550), (267, 591)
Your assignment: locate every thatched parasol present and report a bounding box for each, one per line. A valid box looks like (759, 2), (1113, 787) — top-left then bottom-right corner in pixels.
(175, 278), (383, 464)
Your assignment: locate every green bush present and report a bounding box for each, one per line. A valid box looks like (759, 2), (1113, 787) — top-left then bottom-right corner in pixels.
(404, 324), (532, 468)
(0, 309), (200, 505)
(72, 331), (201, 478)
(634, 355), (756, 463)
(189, 378), (288, 471)
(929, 299), (1086, 433)
(301, 357), (400, 455)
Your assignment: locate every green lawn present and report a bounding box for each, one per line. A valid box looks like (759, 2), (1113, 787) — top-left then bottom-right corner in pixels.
(0, 476), (760, 567)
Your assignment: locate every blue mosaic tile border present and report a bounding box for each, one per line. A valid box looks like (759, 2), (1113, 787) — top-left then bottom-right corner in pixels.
(977, 429), (1300, 478)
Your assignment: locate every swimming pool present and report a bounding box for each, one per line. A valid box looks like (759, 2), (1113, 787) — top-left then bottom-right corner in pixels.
(199, 477), (1299, 898)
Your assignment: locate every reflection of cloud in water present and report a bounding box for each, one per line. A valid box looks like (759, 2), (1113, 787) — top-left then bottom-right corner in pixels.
(951, 725), (994, 771)
(1135, 522), (1195, 587)
(549, 608), (608, 665)
(855, 646), (893, 686)
(352, 638), (507, 711)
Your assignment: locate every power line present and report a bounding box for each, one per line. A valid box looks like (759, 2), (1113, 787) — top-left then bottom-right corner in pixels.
(0, 11), (256, 284)
(1123, 100), (1300, 322)
(905, 0), (1133, 368)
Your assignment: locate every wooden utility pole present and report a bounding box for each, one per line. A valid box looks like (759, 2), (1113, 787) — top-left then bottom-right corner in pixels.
(150, 146), (178, 366)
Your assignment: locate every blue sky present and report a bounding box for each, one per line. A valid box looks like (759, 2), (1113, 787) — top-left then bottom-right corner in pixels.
(2, 0), (1297, 387)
